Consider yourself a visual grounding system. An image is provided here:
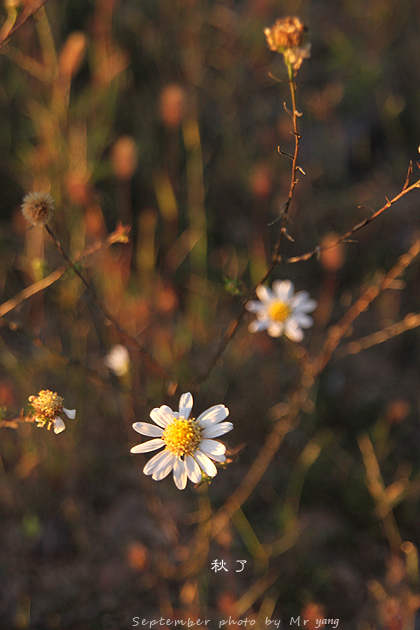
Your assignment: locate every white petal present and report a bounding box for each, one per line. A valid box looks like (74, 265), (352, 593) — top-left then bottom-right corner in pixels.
(292, 293), (317, 312)
(203, 451), (226, 463)
(245, 300), (263, 313)
(130, 438), (164, 453)
(284, 321), (304, 342)
(293, 313), (314, 328)
(185, 455), (202, 483)
(197, 405), (229, 428)
(150, 406), (173, 428)
(300, 298), (317, 313)
(173, 458), (187, 489)
(267, 322), (285, 337)
(132, 422), (163, 437)
(199, 439), (226, 458)
(256, 285), (274, 303)
(202, 422), (233, 438)
(249, 319), (269, 333)
(178, 392), (193, 419)
(53, 417), (66, 434)
(152, 451), (176, 480)
(63, 408), (76, 419)
(104, 345), (130, 376)
(143, 450), (169, 475)
(272, 280), (294, 301)
(194, 450), (218, 477)
(256, 310), (270, 321)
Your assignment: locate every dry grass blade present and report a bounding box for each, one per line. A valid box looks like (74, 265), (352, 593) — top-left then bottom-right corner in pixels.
(0, 0), (49, 50)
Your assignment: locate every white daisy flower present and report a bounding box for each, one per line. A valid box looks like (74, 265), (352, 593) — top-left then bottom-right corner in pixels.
(104, 344), (130, 377)
(246, 280), (317, 342)
(130, 393), (233, 490)
(28, 390), (76, 434)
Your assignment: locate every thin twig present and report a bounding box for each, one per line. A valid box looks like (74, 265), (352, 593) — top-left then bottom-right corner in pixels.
(209, 371), (313, 540)
(358, 433), (402, 553)
(0, 316), (148, 401)
(188, 231), (420, 561)
(0, 224), (130, 318)
(44, 224), (169, 381)
(317, 235), (420, 370)
(282, 178), (420, 264)
(337, 311), (420, 357)
(180, 367), (315, 581)
(195, 69), (301, 386)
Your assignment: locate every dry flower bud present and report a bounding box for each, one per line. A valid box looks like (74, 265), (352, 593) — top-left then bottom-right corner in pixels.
(21, 191), (55, 226)
(159, 84), (186, 129)
(58, 32), (88, 79)
(386, 399), (410, 424)
(264, 17), (305, 51)
(111, 136), (138, 180)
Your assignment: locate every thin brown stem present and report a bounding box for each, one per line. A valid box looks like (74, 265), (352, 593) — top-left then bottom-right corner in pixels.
(0, 316), (147, 400)
(190, 230), (420, 561)
(196, 70), (301, 387)
(44, 224), (169, 381)
(317, 235), (420, 371)
(281, 178), (420, 265)
(0, 224), (130, 318)
(337, 311), (420, 357)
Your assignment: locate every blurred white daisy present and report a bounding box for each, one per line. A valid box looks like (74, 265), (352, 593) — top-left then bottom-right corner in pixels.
(104, 344), (130, 377)
(28, 390), (75, 434)
(246, 280), (317, 342)
(131, 393), (232, 489)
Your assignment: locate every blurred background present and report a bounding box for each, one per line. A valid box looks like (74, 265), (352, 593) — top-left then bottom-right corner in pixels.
(1, 0), (420, 628)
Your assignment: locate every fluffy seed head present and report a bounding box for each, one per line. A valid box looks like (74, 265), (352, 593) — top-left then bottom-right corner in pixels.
(21, 191), (55, 226)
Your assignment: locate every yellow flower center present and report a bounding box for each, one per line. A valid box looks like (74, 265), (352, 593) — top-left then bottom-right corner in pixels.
(268, 300), (292, 322)
(162, 417), (202, 457)
(29, 390), (64, 419)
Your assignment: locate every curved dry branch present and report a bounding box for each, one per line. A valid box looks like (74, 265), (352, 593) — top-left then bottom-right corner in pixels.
(0, 0), (49, 50)
(0, 224), (130, 318)
(318, 235), (420, 370)
(195, 73), (301, 387)
(282, 177), (420, 265)
(337, 311), (420, 357)
(44, 224), (169, 381)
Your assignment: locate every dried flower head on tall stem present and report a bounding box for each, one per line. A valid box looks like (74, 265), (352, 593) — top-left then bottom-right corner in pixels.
(264, 16), (311, 74)
(21, 191), (55, 226)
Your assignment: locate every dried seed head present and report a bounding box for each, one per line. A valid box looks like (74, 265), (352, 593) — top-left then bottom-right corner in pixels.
(29, 390), (64, 420)
(264, 17), (310, 73)
(264, 17), (306, 52)
(21, 191), (55, 226)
